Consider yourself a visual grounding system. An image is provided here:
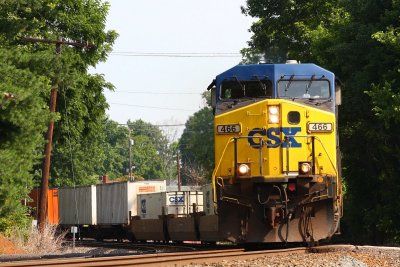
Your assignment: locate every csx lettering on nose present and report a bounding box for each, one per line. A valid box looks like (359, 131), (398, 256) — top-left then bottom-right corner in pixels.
(247, 127), (302, 148)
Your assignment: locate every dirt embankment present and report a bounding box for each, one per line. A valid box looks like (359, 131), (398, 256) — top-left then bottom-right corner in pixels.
(0, 235), (24, 255)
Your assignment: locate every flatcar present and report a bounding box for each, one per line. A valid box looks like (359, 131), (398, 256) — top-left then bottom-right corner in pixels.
(209, 62), (343, 243)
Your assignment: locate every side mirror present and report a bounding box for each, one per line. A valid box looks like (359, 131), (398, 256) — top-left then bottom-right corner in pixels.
(335, 79), (342, 106)
(211, 86), (216, 108)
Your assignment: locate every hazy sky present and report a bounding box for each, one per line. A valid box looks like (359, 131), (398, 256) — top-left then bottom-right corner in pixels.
(93, 0), (254, 135)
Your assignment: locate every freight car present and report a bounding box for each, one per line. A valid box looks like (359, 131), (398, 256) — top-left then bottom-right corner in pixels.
(55, 180), (218, 243)
(208, 62), (343, 244)
(58, 180), (167, 240)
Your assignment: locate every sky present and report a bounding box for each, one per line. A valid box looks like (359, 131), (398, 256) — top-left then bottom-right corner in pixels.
(93, 0), (255, 137)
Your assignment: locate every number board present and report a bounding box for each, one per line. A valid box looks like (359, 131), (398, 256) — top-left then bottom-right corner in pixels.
(217, 124), (241, 134)
(308, 123), (333, 133)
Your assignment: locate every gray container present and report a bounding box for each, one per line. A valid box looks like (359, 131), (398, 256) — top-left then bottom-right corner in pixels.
(97, 180), (166, 225)
(138, 191), (203, 219)
(58, 185), (96, 225)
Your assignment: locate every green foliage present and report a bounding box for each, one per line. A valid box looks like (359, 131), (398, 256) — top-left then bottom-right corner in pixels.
(179, 106), (214, 185)
(0, 48), (50, 233)
(241, 0), (342, 62)
(99, 119), (129, 180)
(0, 0), (117, 187)
(128, 119), (176, 180)
(242, 0), (400, 244)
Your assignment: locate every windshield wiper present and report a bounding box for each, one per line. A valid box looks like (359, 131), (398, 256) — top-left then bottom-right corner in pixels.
(252, 75), (271, 98)
(232, 76), (245, 96)
(305, 75), (316, 95)
(284, 75), (295, 96)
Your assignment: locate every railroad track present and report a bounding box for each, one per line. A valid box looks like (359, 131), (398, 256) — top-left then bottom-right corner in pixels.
(69, 240), (200, 254)
(1, 247), (308, 267)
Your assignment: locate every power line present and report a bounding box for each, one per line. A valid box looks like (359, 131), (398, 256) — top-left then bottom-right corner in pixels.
(112, 90), (202, 95)
(109, 102), (197, 112)
(109, 51), (242, 58)
(155, 124), (186, 127)
(118, 123), (186, 127)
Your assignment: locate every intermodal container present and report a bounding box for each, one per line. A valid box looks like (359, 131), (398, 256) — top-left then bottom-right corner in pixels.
(138, 191), (203, 219)
(58, 185), (97, 225)
(27, 188), (59, 225)
(96, 180), (166, 225)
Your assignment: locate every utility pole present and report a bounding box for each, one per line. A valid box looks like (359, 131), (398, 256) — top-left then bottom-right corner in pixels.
(23, 37), (93, 231)
(128, 126), (133, 182)
(177, 151), (181, 191)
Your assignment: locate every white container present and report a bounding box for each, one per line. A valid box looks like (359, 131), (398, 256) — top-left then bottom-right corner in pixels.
(138, 191), (203, 219)
(202, 184), (215, 215)
(58, 185), (97, 225)
(97, 180), (166, 225)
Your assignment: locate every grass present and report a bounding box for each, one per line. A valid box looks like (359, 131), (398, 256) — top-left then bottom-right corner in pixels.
(9, 222), (67, 254)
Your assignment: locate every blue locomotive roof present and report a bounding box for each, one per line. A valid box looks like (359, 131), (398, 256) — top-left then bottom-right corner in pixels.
(215, 63), (334, 85)
(214, 63), (335, 102)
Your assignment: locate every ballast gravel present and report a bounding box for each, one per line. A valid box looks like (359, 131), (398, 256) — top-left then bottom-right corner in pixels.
(187, 246), (400, 267)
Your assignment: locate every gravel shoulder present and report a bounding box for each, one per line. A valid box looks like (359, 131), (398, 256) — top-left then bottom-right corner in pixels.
(191, 246), (400, 267)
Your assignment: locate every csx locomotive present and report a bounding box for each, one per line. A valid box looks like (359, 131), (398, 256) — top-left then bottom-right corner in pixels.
(209, 62), (343, 243)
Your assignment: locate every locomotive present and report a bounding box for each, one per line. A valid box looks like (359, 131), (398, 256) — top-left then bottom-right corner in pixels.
(209, 62), (343, 243)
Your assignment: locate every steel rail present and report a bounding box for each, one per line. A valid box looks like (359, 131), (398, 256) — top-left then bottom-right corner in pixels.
(1, 247), (307, 267)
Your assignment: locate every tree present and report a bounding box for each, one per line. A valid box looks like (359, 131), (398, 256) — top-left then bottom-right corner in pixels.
(0, 0), (117, 186)
(0, 48), (51, 232)
(179, 106), (214, 185)
(240, 0), (342, 63)
(99, 119), (129, 180)
(128, 119), (176, 180)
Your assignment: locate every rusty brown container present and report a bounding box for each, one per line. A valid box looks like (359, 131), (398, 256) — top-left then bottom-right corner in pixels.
(27, 188), (59, 225)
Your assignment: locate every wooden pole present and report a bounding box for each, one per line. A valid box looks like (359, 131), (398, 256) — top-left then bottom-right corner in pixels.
(38, 41), (61, 231)
(177, 151), (181, 191)
(22, 37), (92, 230)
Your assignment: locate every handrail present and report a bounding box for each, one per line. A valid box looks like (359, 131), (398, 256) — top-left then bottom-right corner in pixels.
(285, 134), (340, 198)
(212, 136), (263, 204)
(212, 138), (234, 205)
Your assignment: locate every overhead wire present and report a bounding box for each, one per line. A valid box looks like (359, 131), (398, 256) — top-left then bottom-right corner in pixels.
(109, 102), (198, 112)
(111, 90), (202, 95)
(109, 51), (242, 58)
(61, 85), (81, 238)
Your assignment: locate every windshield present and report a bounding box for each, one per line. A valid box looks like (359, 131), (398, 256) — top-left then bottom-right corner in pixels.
(220, 80), (272, 100)
(278, 79), (330, 99)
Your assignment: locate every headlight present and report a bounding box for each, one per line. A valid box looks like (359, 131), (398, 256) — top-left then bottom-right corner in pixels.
(299, 162), (312, 175)
(268, 105), (280, 123)
(238, 163), (250, 176)
(268, 106), (279, 115)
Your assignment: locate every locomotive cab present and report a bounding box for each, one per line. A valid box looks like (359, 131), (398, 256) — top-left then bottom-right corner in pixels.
(211, 63), (342, 244)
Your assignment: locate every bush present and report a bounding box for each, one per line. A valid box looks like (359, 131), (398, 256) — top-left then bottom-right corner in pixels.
(9, 222), (66, 254)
